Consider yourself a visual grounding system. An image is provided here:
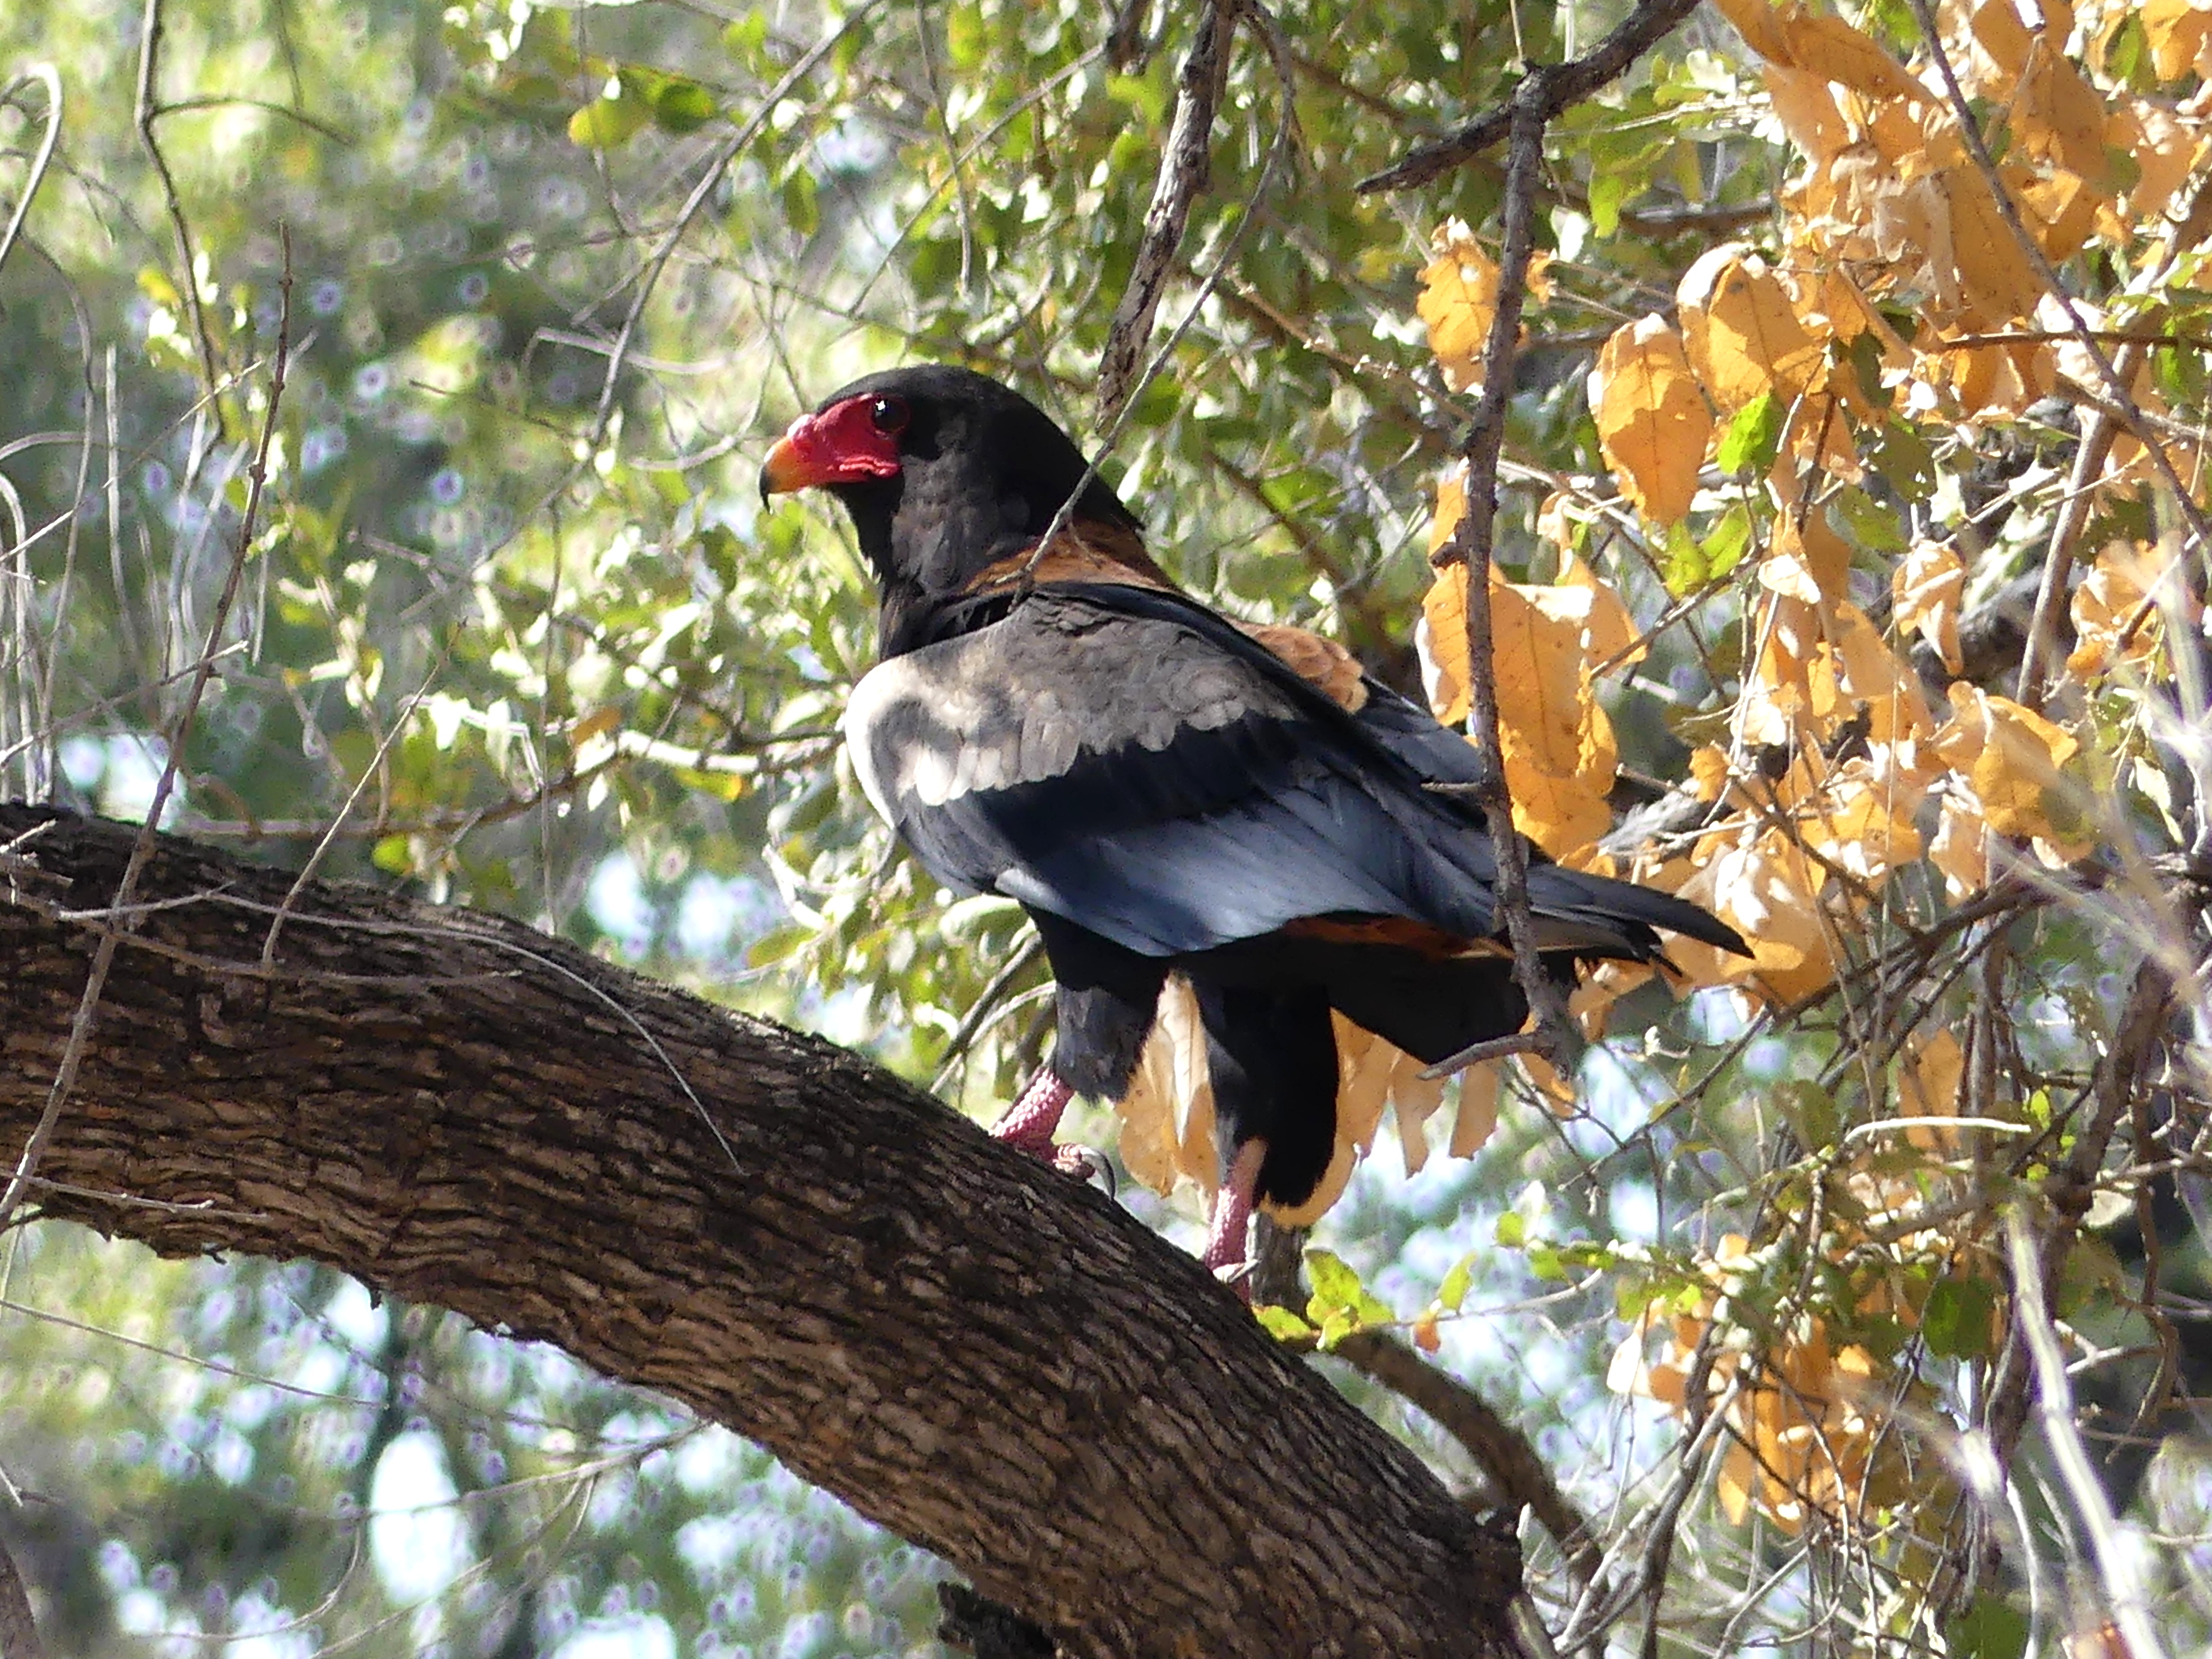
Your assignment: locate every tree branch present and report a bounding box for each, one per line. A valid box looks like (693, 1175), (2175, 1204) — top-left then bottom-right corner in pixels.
(0, 804), (1531, 1659)
(1095, 0), (1236, 420)
(1436, 80), (1576, 1066)
(1354, 0), (1706, 195)
(1333, 1330), (1601, 1588)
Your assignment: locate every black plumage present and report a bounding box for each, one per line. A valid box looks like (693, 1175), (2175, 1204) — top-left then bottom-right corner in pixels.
(762, 364), (1748, 1266)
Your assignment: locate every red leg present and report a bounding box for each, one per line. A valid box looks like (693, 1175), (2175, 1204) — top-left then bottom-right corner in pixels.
(989, 1068), (1074, 1158)
(1202, 1137), (1268, 1293)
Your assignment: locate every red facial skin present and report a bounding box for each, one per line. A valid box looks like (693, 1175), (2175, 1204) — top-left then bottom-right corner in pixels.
(760, 394), (906, 495)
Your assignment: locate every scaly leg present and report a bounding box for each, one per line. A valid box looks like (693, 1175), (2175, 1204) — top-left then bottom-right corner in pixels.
(989, 1068), (1073, 1155)
(1201, 1137), (1268, 1294)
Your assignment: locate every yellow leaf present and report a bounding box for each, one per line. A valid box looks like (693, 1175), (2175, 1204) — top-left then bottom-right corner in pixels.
(1971, 0), (2035, 73)
(1428, 461), (1469, 560)
(2116, 100), (2205, 222)
(1800, 759), (1924, 884)
(1451, 1060), (1503, 1157)
(1592, 315), (1713, 526)
(2069, 538), (2187, 677)
(1681, 828), (1839, 1002)
(1678, 246), (1825, 411)
(1894, 540), (1965, 673)
(2140, 0), (2212, 81)
(1775, 8), (1929, 105)
(1493, 577), (1623, 853)
(1763, 65), (1853, 165)
(1563, 554), (1642, 668)
(2018, 51), (2115, 184)
(1417, 219), (1500, 393)
(1492, 581), (1609, 780)
(1928, 788), (1990, 899)
(1712, 0), (1798, 64)
(2016, 166), (2102, 263)
(1901, 1029), (1964, 1151)
(1761, 509), (1852, 603)
(1937, 166), (2048, 322)
(1117, 975), (1218, 1197)
(1933, 685), (2086, 851)
(1418, 560), (1473, 725)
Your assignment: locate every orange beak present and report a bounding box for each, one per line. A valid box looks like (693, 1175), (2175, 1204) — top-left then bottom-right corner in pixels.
(759, 428), (826, 504)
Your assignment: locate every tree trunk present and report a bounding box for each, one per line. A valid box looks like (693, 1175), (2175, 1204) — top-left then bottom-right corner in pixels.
(0, 804), (1530, 1659)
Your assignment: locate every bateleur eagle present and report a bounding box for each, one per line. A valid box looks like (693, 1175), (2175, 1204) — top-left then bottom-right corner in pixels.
(761, 363), (1747, 1277)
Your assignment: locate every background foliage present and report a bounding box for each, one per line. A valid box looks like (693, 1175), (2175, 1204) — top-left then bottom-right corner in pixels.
(1, 0), (2208, 1652)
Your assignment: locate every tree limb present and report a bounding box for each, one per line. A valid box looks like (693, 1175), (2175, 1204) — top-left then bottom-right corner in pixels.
(1095, 0), (1236, 420)
(1354, 0), (1706, 195)
(0, 804), (1532, 1659)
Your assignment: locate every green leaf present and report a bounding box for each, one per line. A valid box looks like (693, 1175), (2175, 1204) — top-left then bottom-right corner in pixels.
(1948, 1592), (2029, 1659)
(1922, 1276), (1997, 1360)
(1304, 1247), (1363, 1317)
(1830, 487), (1905, 553)
(650, 78), (718, 133)
(721, 12), (768, 62)
(1526, 1242), (1568, 1282)
(1773, 1079), (1839, 1150)
(1493, 1210), (1526, 1248)
(1253, 1305), (1314, 1342)
(1716, 390), (1786, 476)
(371, 835), (414, 874)
(1437, 1252), (1477, 1313)
(568, 85), (650, 150)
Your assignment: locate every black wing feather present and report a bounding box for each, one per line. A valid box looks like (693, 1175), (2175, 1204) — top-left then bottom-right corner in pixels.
(846, 583), (1744, 962)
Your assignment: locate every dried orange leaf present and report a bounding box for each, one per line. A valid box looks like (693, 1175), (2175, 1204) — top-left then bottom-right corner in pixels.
(1894, 540), (1966, 674)
(1417, 219), (1500, 393)
(1901, 1029), (1964, 1151)
(2069, 538), (2188, 678)
(1678, 246), (1825, 411)
(1592, 315), (1713, 526)
(1417, 560), (1472, 725)
(1774, 8), (1928, 104)
(1933, 685), (2086, 852)
(1937, 166), (2048, 322)
(1450, 1060), (1503, 1157)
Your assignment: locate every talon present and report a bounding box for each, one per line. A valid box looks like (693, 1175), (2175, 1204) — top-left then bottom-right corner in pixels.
(1201, 1138), (1266, 1294)
(1052, 1145), (1117, 1196)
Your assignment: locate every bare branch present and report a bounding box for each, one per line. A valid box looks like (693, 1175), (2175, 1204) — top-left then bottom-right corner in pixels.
(1095, 0), (1236, 420)
(1333, 1329), (1602, 1588)
(1354, 0), (1705, 195)
(1435, 80), (1575, 1065)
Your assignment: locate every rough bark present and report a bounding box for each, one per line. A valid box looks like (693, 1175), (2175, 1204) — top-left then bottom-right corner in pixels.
(0, 804), (1528, 1659)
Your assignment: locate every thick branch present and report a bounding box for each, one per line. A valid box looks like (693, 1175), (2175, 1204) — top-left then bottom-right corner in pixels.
(0, 805), (1529, 1659)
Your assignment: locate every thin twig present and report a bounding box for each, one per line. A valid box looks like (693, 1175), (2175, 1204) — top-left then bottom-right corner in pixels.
(1095, 0), (1235, 419)
(2015, 353), (2141, 710)
(0, 66), (62, 280)
(2006, 1216), (2169, 1659)
(1354, 0), (1706, 194)
(135, 0), (224, 423)
(1421, 1029), (1546, 1080)
(930, 933), (1047, 1093)
(1438, 78), (1575, 1065)
(0, 230), (292, 1233)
